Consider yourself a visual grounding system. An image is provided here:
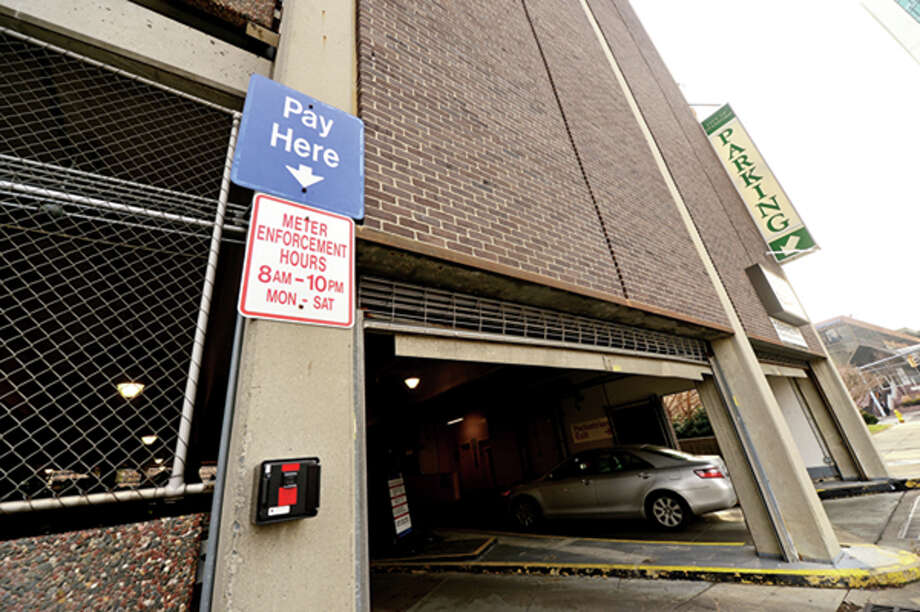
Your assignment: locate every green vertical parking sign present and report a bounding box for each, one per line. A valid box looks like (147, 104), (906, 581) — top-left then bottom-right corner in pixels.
(703, 104), (818, 264)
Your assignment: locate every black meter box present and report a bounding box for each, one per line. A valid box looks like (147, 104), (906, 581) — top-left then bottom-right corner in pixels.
(252, 457), (320, 525)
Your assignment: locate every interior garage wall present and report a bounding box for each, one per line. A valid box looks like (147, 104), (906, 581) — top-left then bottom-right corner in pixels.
(562, 394), (614, 452)
(561, 376), (693, 452)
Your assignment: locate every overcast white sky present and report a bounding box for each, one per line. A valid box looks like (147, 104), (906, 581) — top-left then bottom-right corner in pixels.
(631, 0), (920, 332)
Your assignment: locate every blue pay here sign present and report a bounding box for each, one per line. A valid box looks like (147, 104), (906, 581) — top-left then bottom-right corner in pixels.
(232, 74), (365, 219)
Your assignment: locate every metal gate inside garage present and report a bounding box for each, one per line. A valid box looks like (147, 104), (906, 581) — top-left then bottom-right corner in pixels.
(0, 28), (245, 511)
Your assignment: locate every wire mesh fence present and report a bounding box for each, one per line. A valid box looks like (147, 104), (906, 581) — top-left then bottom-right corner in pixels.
(0, 27), (243, 509)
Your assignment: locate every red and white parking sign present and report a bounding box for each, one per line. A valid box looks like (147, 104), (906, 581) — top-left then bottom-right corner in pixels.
(238, 193), (354, 327)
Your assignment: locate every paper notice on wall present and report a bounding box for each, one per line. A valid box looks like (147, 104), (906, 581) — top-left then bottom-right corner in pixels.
(571, 417), (613, 444)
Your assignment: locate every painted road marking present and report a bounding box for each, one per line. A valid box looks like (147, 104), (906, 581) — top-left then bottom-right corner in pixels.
(899, 495), (920, 540)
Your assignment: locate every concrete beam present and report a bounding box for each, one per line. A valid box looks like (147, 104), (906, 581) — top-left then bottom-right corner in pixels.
(212, 321), (363, 610)
(0, 0), (269, 96)
(695, 377), (782, 557)
(760, 363), (808, 378)
(711, 338), (840, 562)
(394, 334), (711, 380)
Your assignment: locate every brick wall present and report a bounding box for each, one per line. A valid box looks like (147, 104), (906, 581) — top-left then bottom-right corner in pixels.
(357, 0), (737, 330)
(525, 0), (728, 326)
(358, 1), (626, 299)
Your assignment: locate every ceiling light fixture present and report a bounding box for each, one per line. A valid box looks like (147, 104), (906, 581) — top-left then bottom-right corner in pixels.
(140, 434), (157, 446)
(116, 382), (145, 399)
(447, 417), (463, 426)
(404, 376), (420, 390)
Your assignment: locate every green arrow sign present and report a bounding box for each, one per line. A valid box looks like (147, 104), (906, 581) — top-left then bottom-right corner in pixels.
(768, 227), (817, 263)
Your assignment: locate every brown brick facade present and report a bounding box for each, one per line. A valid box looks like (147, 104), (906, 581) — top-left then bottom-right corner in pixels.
(524, 0), (727, 327)
(357, 1), (626, 299)
(357, 0), (816, 347)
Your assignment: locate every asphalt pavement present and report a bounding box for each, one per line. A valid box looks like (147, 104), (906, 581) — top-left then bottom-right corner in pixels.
(371, 422), (920, 611)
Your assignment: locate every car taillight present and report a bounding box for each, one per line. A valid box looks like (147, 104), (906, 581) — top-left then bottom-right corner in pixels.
(501, 489), (512, 497)
(694, 468), (724, 479)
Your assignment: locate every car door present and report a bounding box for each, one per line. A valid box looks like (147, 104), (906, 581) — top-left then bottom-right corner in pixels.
(591, 450), (655, 517)
(537, 454), (598, 517)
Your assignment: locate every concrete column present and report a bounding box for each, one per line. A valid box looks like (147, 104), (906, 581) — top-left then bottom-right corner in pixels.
(213, 2), (364, 611)
(579, 1), (841, 563)
(710, 337), (840, 562)
(793, 376), (860, 480)
(695, 377), (781, 557)
(810, 358), (889, 479)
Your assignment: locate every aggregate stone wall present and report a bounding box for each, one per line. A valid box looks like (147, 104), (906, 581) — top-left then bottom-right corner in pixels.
(179, 0), (275, 28)
(0, 514), (204, 611)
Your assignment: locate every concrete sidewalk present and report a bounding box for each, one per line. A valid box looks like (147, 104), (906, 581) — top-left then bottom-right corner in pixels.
(873, 420), (920, 479)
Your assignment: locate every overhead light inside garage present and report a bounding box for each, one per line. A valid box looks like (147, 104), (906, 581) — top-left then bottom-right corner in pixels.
(116, 382), (145, 399)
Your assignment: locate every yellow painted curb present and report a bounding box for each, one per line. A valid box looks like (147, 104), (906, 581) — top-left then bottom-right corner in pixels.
(372, 537), (496, 564)
(372, 549), (920, 589)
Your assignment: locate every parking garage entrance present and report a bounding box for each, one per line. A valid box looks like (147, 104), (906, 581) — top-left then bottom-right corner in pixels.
(362, 330), (743, 556)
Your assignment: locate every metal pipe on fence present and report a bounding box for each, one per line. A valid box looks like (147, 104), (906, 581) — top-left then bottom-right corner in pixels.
(0, 483), (212, 514)
(200, 314), (245, 612)
(168, 114), (241, 491)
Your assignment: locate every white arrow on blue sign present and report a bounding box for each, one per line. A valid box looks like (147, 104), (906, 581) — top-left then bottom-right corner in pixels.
(231, 74), (365, 219)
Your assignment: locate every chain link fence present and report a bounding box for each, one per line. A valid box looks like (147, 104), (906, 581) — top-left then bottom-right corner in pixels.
(0, 27), (245, 511)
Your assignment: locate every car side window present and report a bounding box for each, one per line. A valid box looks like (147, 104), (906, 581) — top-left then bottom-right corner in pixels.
(592, 451), (652, 473)
(594, 452), (621, 474)
(614, 451), (652, 471)
(552, 456), (592, 479)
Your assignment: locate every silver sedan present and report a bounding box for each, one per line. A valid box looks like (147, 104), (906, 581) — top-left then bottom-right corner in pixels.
(509, 445), (737, 530)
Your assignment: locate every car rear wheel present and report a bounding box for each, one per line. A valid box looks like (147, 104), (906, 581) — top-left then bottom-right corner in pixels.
(511, 497), (542, 530)
(647, 492), (690, 530)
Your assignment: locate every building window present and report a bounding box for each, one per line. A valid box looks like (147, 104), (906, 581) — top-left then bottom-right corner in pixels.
(895, 0), (920, 23)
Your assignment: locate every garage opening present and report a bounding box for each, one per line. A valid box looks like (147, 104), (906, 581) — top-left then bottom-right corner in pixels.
(363, 331), (746, 558)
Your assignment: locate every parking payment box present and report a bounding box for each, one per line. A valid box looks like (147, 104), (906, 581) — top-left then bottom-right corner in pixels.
(252, 457), (320, 525)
